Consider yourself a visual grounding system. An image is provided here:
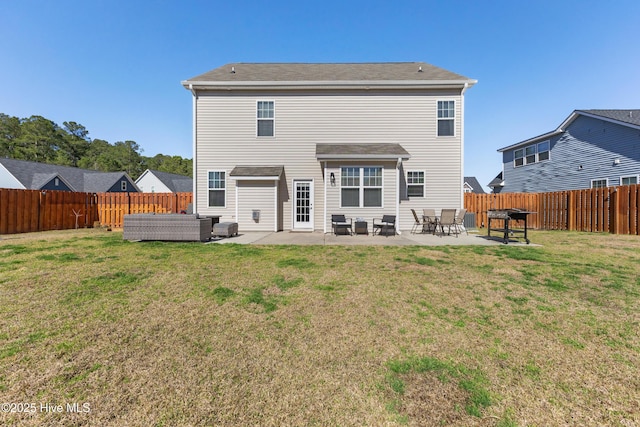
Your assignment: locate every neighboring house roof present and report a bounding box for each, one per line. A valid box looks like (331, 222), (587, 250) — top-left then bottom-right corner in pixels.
(182, 62), (477, 90)
(136, 169), (192, 192)
(463, 176), (485, 194)
(0, 158), (138, 192)
(498, 109), (640, 152)
(488, 172), (504, 188)
(315, 143), (411, 160)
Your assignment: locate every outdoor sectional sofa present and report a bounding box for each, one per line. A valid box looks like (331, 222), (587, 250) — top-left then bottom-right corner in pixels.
(123, 214), (213, 242)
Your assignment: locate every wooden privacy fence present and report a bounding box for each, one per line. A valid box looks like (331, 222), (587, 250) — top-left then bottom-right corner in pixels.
(464, 184), (639, 235)
(0, 189), (99, 234)
(96, 192), (192, 229)
(1, 190), (193, 234)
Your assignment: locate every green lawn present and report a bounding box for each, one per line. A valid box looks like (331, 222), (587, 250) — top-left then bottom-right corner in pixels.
(0, 229), (638, 426)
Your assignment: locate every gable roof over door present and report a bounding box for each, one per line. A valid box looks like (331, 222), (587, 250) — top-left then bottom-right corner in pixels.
(182, 62), (477, 90)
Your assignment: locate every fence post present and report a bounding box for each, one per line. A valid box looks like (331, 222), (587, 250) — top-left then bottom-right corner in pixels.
(609, 187), (618, 234)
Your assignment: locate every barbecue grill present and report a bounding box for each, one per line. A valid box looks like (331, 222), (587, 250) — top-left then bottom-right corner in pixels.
(487, 209), (534, 244)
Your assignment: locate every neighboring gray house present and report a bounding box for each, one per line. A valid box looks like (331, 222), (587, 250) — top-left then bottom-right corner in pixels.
(497, 110), (640, 193)
(0, 158), (139, 192)
(488, 172), (504, 193)
(463, 176), (485, 194)
(135, 169), (192, 193)
(182, 62), (476, 233)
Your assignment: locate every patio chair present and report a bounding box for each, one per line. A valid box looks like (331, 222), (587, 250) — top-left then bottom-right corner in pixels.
(454, 208), (468, 235)
(331, 214), (353, 235)
(373, 215), (396, 236)
(410, 209), (426, 234)
(437, 209), (458, 237)
(422, 208), (438, 234)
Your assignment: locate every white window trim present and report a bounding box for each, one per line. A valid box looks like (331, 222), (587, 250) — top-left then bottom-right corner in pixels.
(256, 100), (275, 138)
(339, 166), (384, 208)
(513, 140), (550, 167)
(591, 178), (608, 189)
(407, 170), (425, 198)
(437, 99), (456, 137)
(537, 140), (550, 162)
(620, 175), (639, 186)
(207, 170), (226, 208)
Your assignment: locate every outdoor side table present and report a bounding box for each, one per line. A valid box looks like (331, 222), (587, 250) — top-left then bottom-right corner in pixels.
(354, 221), (368, 235)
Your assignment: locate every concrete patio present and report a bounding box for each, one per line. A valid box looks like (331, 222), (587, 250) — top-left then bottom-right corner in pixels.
(208, 230), (537, 246)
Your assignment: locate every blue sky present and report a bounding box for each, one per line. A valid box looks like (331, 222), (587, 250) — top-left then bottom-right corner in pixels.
(1, 0), (638, 191)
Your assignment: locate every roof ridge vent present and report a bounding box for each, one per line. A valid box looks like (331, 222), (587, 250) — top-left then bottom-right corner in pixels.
(231, 66), (235, 74)
(418, 66), (423, 72)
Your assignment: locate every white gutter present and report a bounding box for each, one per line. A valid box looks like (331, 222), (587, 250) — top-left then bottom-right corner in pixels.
(182, 79), (477, 92)
(316, 154), (411, 160)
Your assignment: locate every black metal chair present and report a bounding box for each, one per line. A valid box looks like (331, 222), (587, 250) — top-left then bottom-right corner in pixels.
(373, 215), (396, 236)
(331, 214), (353, 235)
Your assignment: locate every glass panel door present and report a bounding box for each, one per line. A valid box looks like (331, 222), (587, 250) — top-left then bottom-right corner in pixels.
(293, 180), (313, 230)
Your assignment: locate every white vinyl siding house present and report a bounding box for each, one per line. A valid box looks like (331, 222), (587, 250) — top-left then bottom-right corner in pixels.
(183, 63), (476, 232)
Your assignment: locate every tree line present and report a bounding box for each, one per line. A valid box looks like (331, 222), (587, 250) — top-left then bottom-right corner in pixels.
(0, 113), (192, 180)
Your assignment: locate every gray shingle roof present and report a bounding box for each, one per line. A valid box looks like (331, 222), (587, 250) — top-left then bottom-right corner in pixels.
(0, 158), (137, 192)
(184, 62), (475, 85)
(229, 166), (284, 178)
(141, 169), (192, 192)
(579, 109), (640, 127)
(315, 143), (410, 159)
(463, 176), (485, 194)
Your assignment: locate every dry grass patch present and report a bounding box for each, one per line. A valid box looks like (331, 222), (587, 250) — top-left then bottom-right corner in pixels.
(0, 229), (638, 426)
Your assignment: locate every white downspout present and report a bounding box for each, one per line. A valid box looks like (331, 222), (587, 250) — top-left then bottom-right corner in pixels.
(459, 82), (468, 210)
(189, 84), (198, 215)
(396, 157), (402, 235)
(323, 161), (327, 234)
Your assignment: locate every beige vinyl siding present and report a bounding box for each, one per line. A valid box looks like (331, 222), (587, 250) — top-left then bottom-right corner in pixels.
(235, 180), (277, 231)
(195, 89), (464, 232)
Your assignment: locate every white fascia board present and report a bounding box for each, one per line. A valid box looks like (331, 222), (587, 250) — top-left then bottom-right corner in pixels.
(182, 79), (476, 91)
(134, 169), (151, 184)
(497, 130), (563, 152)
(316, 154), (411, 161)
(229, 176), (281, 181)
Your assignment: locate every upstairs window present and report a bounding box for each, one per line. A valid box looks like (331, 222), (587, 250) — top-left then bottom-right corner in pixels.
(514, 140), (550, 167)
(514, 149), (524, 167)
(257, 101), (274, 137)
(407, 171), (425, 197)
(537, 140), (550, 161)
(208, 171), (226, 207)
(437, 101), (455, 136)
(525, 146), (536, 165)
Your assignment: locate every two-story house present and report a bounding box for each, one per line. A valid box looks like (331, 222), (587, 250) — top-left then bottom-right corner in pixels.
(182, 62), (476, 233)
(496, 109), (640, 193)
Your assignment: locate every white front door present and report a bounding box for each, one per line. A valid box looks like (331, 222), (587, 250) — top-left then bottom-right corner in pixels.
(293, 180), (313, 230)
